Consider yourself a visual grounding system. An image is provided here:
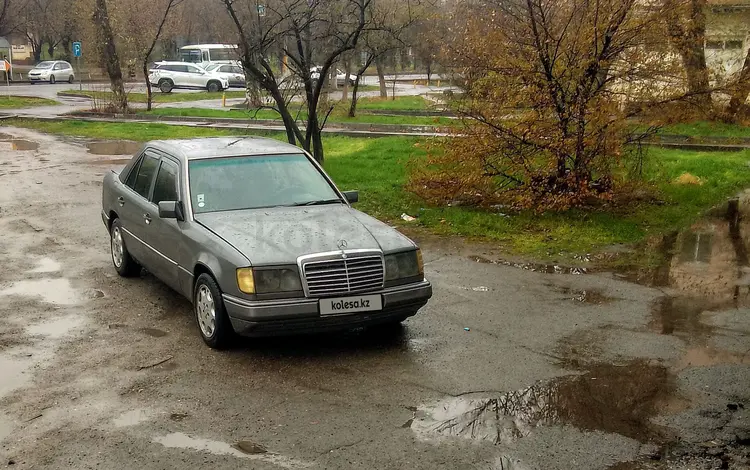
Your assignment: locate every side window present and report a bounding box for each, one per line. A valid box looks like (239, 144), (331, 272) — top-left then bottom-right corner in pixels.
(202, 51), (209, 62)
(64, 62), (72, 69)
(53, 63), (61, 70)
(152, 159), (179, 204)
(132, 153), (160, 198)
(125, 155), (143, 188)
(176, 65), (189, 73)
(187, 65), (201, 74)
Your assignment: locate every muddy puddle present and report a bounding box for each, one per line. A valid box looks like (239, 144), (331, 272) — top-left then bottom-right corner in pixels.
(411, 361), (678, 446)
(468, 255), (589, 275)
(0, 133), (39, 151)
(556, 287), (615, 304)
(0, 278), (82, 305)
(86, 141), (141, 156)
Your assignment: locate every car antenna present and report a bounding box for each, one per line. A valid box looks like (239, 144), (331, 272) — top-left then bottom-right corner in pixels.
(226, 136), (250, 147)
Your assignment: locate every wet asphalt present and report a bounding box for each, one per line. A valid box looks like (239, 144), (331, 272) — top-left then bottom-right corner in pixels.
(0, 129), (749, 469)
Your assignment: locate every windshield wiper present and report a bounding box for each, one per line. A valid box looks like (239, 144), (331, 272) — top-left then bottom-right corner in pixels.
(291, 198), (343, 206)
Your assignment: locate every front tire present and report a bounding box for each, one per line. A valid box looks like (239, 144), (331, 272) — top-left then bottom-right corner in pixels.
(68, 75), (74, 84)
(110, 219), (140, 277)
(194, 274), (233, 349)
(159, 79), (173, 93)
(206, 81), (221, 93)
(49, 75), (56, 84)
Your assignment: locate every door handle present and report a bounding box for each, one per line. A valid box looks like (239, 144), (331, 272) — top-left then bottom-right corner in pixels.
(117, 196), (125, 206)
(143, 213), (151, 225)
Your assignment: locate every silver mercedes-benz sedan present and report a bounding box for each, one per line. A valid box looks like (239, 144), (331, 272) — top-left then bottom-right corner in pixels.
(101, 137), (432, 348)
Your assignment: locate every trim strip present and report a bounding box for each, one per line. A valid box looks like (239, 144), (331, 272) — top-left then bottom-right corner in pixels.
(121, 227), (178, 267)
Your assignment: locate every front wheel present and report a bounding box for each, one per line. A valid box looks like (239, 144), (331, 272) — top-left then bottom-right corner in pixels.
(194, 274), (234, 349)
(68, 75), (74, 84)
(110, 219), (140, 277)
(159, 79), (173, 93)
(49, 75), (56, 84)
(206, 81), (221, 93)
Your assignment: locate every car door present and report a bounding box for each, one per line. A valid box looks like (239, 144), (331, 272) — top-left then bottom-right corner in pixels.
(170, 65), (188, 88)
(185, 64), (205, 88)
(120, 151), (160, 265)
(145, 156), (182, 290)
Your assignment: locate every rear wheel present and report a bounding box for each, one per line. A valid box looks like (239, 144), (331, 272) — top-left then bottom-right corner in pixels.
(206, 81), (221, 93)
(110, 219), (140, 277)
(194, 274), (234, 349)
(49, 75), (56, 84)
(158, 79), (173, 93)
(68, 75), (74, 84)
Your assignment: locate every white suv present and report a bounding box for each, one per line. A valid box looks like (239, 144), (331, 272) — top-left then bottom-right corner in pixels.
(149, 61), (229, 93)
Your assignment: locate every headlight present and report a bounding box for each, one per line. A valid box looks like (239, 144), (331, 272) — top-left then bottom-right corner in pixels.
(385, 250), (422, 281)
(253, 267), (302, 293)
(236, 268), (255, 294)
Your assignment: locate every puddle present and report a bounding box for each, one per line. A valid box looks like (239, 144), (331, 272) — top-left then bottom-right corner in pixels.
(113, 409), (153, 428)
(0, 278), (82, 305)
(26, 316), (85, 339)
(140, 328), (167, 338)
(86, 141), (141, 156)
(28, 257), (61, 273)
(0, 353), (35, 399)
(0, 133), (39, 151)
(234, 440), (267, 454)
(0, 412), (12, 443)
(411, 361), (678, 445)
(153, 433), (312, 469)
(468, 256), (588, 274)
(557, 287), (615, 304)
(676, 346), (750, 369)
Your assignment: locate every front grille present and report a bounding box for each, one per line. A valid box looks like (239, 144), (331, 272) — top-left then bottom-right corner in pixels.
(302, 253), (384, 297)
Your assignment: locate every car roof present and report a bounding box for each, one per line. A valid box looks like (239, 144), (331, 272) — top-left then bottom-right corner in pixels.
(146, 137), (305, 161)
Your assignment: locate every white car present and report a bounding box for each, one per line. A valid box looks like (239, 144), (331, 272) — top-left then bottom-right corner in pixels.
(204, 62), (246, 88)
(148, 61), (229, 93)
(310, 66), (357, 86)
(28, 60), (75, 84)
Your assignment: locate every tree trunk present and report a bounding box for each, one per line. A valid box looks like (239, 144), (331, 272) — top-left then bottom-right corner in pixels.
(426, 60), (432, 84)
(305, 96), (324, 163)
(93, 0), (127, 112)
(46, 41), (54, 59)
(341, 57), (350, 101)
(668, 0), (711, 107)
(375, 56), (387, 98)
(144, 61), (153, 111)
(349, 74), (361, 117)
(726, 46), (750, 120)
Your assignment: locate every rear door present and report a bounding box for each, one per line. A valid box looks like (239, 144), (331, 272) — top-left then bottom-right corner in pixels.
(144, 156), (182, 290)
(185, 64), (205, 88)
(120, 151), (160, 264)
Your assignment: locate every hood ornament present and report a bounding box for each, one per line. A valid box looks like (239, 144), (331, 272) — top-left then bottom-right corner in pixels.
(337, 239), (348, 250)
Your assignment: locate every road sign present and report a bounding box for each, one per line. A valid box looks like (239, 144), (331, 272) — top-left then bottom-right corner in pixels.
(257, 4), (265, 16)
(73, 42), (82, 58)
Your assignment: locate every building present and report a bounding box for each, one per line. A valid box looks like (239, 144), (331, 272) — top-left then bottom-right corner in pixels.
(706, 0), (750, 79)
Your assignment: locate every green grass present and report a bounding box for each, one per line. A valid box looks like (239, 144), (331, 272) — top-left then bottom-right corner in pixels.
(0, 96), (58, 109)
(142, 107), (454, 127)
(4, 118), (749, 259)
(58, 90), (248, 103)
(355, 96), (432, 111)
(659, 121), (750, 139)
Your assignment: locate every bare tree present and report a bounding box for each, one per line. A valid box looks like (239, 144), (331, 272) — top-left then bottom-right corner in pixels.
(0, 0), (10, 36)
(140, 0), (184, 110)
(93, 0), (127, 112)
(222, 0), (375, 163)
(665, 0), (711, 107)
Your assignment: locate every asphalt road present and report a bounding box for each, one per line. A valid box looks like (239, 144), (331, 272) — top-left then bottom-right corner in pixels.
(0, 129), (749, 469)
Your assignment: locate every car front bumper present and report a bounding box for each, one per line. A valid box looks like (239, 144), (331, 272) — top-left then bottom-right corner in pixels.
(223, 280), (432, 336)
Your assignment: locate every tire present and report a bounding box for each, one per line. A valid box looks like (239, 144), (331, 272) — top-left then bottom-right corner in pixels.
(29, 81), (35, 85)
(206, 81), (221, 93)
(68, 75), (74, 84)
(110, 218), (140, 277)
(158, 79), (173, 93)
(193, 273), (234, 349)
(49, 75), (56, 84)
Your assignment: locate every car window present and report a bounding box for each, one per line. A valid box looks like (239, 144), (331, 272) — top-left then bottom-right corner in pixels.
(188, 154), (340, 213)
(152, 159), (179, 204)
(63, 62), (71, 69)
(53, 63), (62, 70)
(231, 66), (243, 74)
(187, 65), (202, 74)
(132, 153), (160, 199)
(125, 155), (144, 188)
(217, 65), (229, 73)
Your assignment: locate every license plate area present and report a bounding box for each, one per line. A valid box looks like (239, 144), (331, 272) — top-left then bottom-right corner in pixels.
(319, 295), (382, 316)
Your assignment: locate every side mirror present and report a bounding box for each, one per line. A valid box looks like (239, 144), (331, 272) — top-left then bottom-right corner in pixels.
(343, 191), (359, 204)
(158, 201), (184, 221)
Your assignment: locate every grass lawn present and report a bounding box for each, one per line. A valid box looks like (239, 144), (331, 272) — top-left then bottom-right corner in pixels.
(0, 96), (58, 109)
(4, 118), (749, 258)
(143, 107), (454, 127)
(58, 90), (248, 103)
(355, 96), (432, 111)
(659, 121), (750, 139)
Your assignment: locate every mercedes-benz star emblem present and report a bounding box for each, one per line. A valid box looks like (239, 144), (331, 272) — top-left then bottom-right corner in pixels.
(337, 239), (348, 250)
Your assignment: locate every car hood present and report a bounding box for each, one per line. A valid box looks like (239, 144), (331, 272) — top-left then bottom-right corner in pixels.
(195, 205), (416, 265)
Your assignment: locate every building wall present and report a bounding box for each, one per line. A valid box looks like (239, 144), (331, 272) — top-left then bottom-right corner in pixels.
(705, 3), (750, 78)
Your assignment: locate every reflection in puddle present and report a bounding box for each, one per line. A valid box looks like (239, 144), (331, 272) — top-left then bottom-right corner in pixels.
(469, 256), (588, 275)
(28, 257), (61, 273)
(557, 287), (615, 304)
(0, 278), (81, 305)
(412, 362), (677, 445)
(26, 315), (85, 339)
(113, 409), (153, 428)
(153, 433), (312, 469)
(86, 141), (141, 156)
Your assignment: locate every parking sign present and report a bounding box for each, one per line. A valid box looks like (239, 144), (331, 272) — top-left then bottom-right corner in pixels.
(73, 42), (82, 57)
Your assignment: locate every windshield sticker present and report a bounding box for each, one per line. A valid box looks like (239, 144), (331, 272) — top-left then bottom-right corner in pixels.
(197, 193), (205, 208)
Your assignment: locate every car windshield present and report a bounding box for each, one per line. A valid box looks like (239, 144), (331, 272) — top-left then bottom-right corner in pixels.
(180, 50), (202, 63)
(188, 154), (342, 213)
(205, 64), (220, 71)
(35, 61), (54, 69)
